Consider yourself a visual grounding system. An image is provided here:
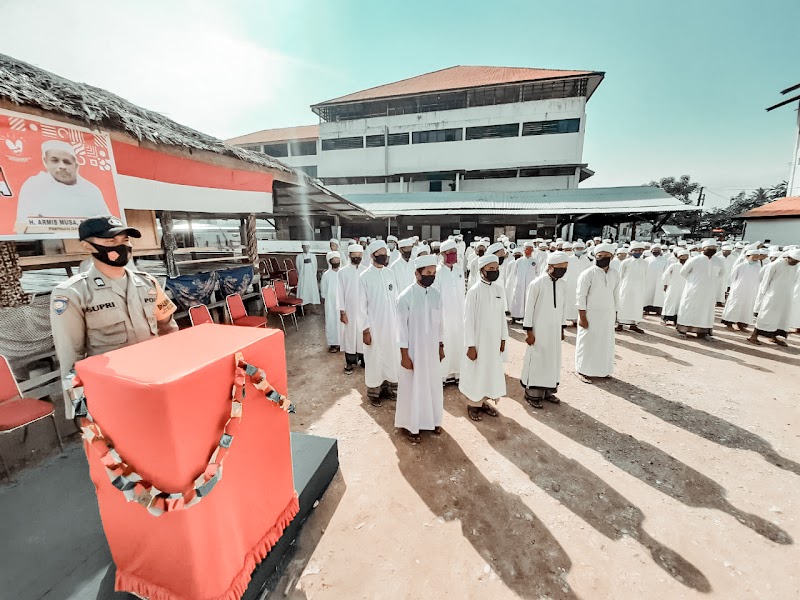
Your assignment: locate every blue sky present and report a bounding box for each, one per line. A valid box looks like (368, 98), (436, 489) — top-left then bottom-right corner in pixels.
(5, 0), (799, 207)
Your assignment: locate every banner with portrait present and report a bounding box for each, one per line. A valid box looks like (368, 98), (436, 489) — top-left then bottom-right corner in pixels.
(0, 108), (121, 240)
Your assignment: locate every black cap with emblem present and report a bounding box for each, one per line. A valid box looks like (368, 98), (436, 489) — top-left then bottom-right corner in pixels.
(79, 216), (141, 241)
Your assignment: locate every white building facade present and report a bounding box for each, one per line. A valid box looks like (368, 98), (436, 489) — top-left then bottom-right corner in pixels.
(229, 66), (604, 198)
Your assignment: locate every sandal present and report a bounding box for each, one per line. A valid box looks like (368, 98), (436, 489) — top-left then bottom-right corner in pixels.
(629, 325), (645, 334)
(575, 372), (593, 384)
(369, 397), (382, 407)
(525, 396), (543, 410)
(432, 426), (443, 435)
(406, 430), (421, 444)
(480, 402), (499, 417)
(344, 365), (354, 375)
(468, 406), (483, 421)
(545, 395), (561, 404)
(773, 338), (789, 347)
(747, 338), (762, 346)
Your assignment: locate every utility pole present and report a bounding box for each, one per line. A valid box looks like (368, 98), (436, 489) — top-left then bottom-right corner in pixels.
(691, 187), (704, 237)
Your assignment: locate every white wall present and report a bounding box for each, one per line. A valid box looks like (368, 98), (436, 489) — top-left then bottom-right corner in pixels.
(459, 175), (574, 192)
(743, 218), (800, 246)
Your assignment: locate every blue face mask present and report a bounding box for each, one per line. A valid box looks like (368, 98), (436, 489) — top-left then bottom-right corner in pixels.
(631, 252), (643, 259)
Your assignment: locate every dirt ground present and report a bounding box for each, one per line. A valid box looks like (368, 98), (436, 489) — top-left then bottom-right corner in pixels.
(275, 307), (799, 600)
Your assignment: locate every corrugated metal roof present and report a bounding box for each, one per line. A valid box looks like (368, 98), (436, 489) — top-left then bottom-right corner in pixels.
(314, 65), (601, 106)
(740, 196), (800, 218)
(345, 187), (698, 217)
(226, 124), (319, 146)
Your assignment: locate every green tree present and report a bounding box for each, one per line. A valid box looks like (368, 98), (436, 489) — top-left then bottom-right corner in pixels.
(647, 175), (702, 230)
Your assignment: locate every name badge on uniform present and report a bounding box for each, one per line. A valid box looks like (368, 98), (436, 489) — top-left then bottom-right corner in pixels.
(94, 278), (106, 287)
(304, 258), (312, 264)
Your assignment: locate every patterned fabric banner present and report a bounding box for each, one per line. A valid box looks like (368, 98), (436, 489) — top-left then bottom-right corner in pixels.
(165, 271), (218, 311)
(218, 266), (255, 297)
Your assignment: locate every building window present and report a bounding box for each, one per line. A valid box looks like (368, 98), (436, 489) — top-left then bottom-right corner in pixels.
(521, 118), (580, 136)
(429, 181), (443, 192)
(519, 166), (576, 178)
(412, 128), (463, 144)
(289, 140), (317, 156)
(365, 176), (387, 184)
(320, 176), (367, 185)
(295, 165), (318, 178)
(465, 123), (520, 140)
(262, 143), (289, 157)
(388, 133), (409, 146)
(463, 169), (518, 180)
(366, 135), (385, 148)
(321, 136), (364, 151)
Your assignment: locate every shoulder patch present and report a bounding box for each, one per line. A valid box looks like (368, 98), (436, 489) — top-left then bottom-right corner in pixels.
(53, 295), (69, 315)
(93, 277), (106, 287)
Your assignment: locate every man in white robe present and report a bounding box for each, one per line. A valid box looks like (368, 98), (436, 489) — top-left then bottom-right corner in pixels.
(434, 240), (466, 385)
(295, 243), (321, 310)
(396, 255), (445, 443)
(390, 238), (416, 293)
(749, 249), (800, 346)
(455, 235), (466, 267)
(337, 244), (367, 374)
(487, 242), (511, 312)
(721, 249), (761, 331)
(330, 238), (348, 265)
(459, 255), (507, 422)
(320, 251), (342, 352)
(616, 241), (648, 333)
(467, 241), (488, 288)
(521, 251), (569, 408)
(387, 235), (400, 263)
(359, 240), (401, 405)
(717, 244), (736, 305)
(676, 239), (722, 339)
(575, 244), (619, 383)
(510, 242), (539, 324)
(505, 248), (522, 303)
(643, 244), (668, 315)
(564, 240), (593, 326)
(791, 258), (800, 334)
(610, 247), (628, 271)
(661, 248), (689, 325)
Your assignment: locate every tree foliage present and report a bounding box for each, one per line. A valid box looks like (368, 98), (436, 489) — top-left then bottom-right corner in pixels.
(647, 175), (702, 228)
(697, 181), (787, 235)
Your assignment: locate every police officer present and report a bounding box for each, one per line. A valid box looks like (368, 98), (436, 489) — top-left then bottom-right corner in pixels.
(51, 216), (178, 419)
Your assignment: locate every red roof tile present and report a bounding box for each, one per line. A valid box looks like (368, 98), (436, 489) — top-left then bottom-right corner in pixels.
(741, 196), (800, 218)
(226, 124), (319, 146)
(313, 65), (602, 106)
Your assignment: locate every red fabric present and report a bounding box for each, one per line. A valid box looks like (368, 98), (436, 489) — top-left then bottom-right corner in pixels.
(268, 306), (296, 316)
(112, 142), (274, 193)
(0, 398), (54, 430)
(75, 325), (296, 600)
(233, 316), (267, 328)
(189, 305), (213, 326)
(226, 294), (248, 321)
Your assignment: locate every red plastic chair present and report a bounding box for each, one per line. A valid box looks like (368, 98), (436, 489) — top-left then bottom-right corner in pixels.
(189, 304), (213, 326)
(284, 258), (296, 273)
(268, 257), (287, 280)
(286, 269), (299, 294)
(225, 294), (267, 328)
(262, 286), (297, 332)
(274, 279), (304, 316)
(0, 355), (64, 479)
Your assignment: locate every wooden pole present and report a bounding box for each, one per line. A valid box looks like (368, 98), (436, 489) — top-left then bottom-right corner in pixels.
(0, 241), (29, 308)
(160, 211), (180, 278)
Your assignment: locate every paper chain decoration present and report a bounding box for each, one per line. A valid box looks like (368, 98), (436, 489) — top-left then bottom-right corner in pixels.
(73, 352), (294, 516)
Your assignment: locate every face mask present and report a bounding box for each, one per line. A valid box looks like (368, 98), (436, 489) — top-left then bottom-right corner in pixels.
(679, 258), (688, 264)
(351, 256), (362, 265)
(476, 249), (485, 257)
(445, 253), (458, 265)
(549, 267), (567, 279)
(374, 254), (389, 266)
(89, 242), (130, 267)
(419, 274), (436, 288)
(483, 270), (500, 282)
(401, 250), (412, 260)
(497, 255), (505, 265)
(703, 249), (717, 257)
(631, 252), (643, 259)
(575, 250), (585, 256)
(651, 251), (661, 257)
(389, 243), (397, 251)
(595, 256), (611, 268)
(330, 261), (340, 269)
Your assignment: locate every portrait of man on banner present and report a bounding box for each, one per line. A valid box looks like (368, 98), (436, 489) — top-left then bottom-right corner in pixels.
(14, 140), (109, 232)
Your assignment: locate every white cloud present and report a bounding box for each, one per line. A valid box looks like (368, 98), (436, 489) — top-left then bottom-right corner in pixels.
(2, 0), (309, 138)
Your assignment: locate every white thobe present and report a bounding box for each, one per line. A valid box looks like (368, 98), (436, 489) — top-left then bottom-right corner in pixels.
(295, 252), (321, 305)
(467, 254), (483, 288)
(609, 257), (623, 272)
(677, 255), (721, 330)
(617, 257), (648, 325)
(510, 256), (539, 319)
(458, 280), (508, 402)
(395, 284), (444, 434)
(661, 262), (687, 319)
(389, 248), (400, 264)
(717, 254), (736, 302)
(521, 274), (566, 389)
(359, 265), (401, 387)
(643, 255), (668, 309)
(505, 257), (518, 301)
(575, 266), (620, 377)
(464, 247), (475, 272)
(434, 263), (466, 380)
(754, 259), (797, 334)
(15, 172), (108, 228)
(390, 256), (415, 294)
(721, 261), (760, 325)
(563, 254), (593, 321)
(320, 267), (340, 346)
(336, 263), (366, 354)
(791, 269), (800, 329)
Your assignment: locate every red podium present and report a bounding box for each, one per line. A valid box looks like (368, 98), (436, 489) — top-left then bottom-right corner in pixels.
(75, 324), (298, 600)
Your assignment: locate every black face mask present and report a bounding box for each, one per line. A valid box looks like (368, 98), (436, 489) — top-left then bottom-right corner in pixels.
(595, 256), (612, 269)
(330, 261), (340, 269)
(497, 255), (505, 265)
(483, 270), (500, 282)
(374, 254), (389, 266)
(89, 242), (130, 267)
(351, 256), (362, 265)
(401, 250), (412, 260)
(476, 249), (485, 257)
(549, 267), (567, 280)
(703, 249), (717, 257)
(419, 274), (436, 288)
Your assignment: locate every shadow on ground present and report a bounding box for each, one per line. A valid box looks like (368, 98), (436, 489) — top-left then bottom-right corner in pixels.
(362, 394), (578, 599)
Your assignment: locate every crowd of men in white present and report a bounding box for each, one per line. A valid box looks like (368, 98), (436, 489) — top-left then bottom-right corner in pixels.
(291, 234), (800, 443)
